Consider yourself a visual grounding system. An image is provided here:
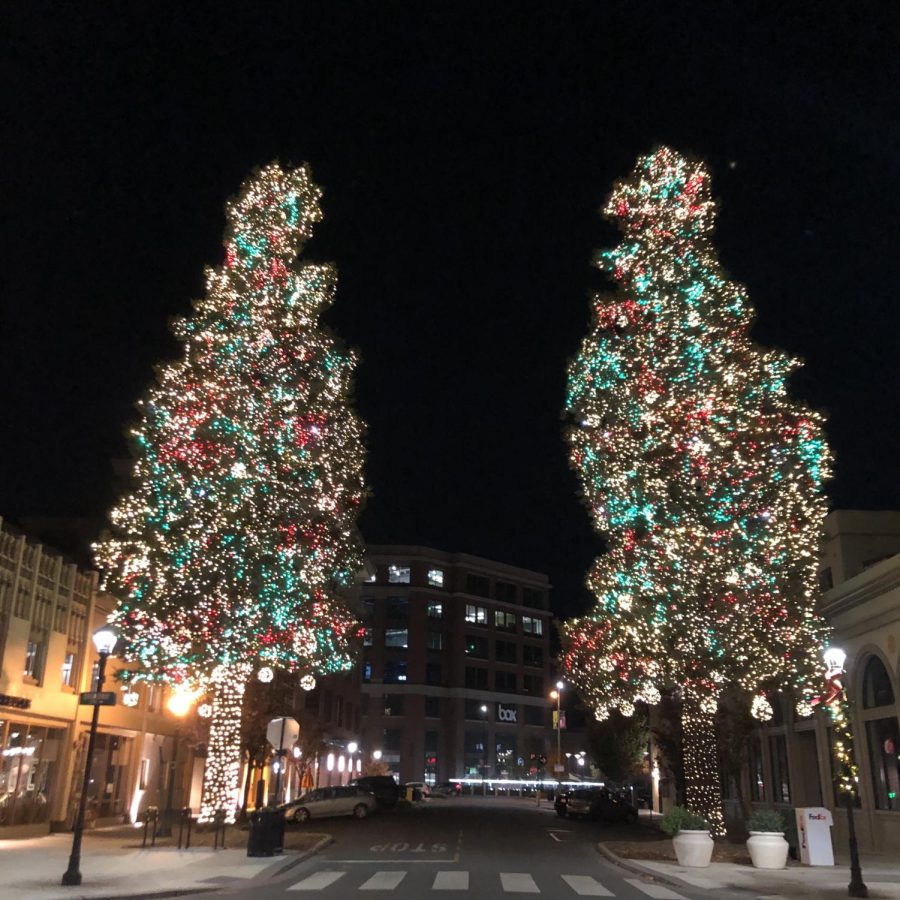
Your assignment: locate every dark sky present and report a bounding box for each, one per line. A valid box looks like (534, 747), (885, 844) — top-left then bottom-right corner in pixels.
(3, 2), (900, 619)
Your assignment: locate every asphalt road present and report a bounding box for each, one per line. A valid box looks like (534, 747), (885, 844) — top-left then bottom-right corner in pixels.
(202, 796), (729, 900)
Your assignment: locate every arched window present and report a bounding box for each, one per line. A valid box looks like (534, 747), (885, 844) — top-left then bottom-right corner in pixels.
(862, 656), (895, 709)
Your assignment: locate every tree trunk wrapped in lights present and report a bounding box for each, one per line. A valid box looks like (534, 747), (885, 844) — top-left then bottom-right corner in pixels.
(560, 147), (830, 830)
(95, 163), (366, 822)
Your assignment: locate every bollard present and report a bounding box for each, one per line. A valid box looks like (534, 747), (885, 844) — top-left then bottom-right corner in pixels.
(213, 809), (227, 850)
(177, 807), (193, 850)
(142, 807), (159, 848)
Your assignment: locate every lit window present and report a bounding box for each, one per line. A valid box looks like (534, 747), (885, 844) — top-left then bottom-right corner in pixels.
(385, 628), (409, 648)
(427, 630), (443, 650)
(364, 571), (376, 583)
(522, 616), (543, 636)
(24, 641), (44, 680)
(428, 601), (443, 619)
(61, 652), (76, 686)
(465, 604), (487, 625)
(495, 610), (517, 631)
(427, 568), (444, 587)
(388, 565), (410, 584)
(363, 628), (373, 647)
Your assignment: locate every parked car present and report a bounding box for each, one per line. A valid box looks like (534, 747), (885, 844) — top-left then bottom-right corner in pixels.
(432, 781), (462, 797)
(345, 775), (401, 808)
(555, 787), (638, 824)
(281, 786), (376, 822)
(404, 781), (431, 800)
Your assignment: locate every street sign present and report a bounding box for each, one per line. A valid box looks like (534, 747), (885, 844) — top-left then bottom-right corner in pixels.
(79, 691), (116, 706)
(266, 716), (300, 751)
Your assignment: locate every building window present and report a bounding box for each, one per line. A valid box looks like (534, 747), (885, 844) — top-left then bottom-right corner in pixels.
(862, 656), (895, 708)
(466, 574), (491, 598)
(523, 674), (544, 695)
(384, 662), (408, 683)
(388, 565), (410, 584)
(363, 627), (373, 647)
(427, 568), (444, 587)
(383, 728), (402, 752)
(523, 588), (544, 609)
(362, 597), (376, 619)
(384, 695), (405, 716)
(61, 652), (76, 687)
(525, 705), (545, 726)
(495, 581), (517, 603)
(465, 667), (488, 690)
(363, 662), (373, 683)
(139, 758), (150, 790)
(465, 635), (488, 658)
(818, 568), (833, 591)
(495, 610), (517, 632)
(465, 699), (489, 719)
(23, 641), (44, 681)
(495, 671), (517, 692)
(426, 663), (442, 685)
(523, 645), (543, 668)
(866, 717), (900, 811)
(425, 696), (442, 718)
(385, 628), (409, 648)
(146, 683), (158, 712)
(522, 616), (543, 636)
(465, 604), (487, 626)
(427, 630), (443, 651)
(364, 571), (376, 583)
(769, 734), (791, 804)
(386, 596), (409, 618)
(495, 640), (517, 664)
(428, 601), (443, 618)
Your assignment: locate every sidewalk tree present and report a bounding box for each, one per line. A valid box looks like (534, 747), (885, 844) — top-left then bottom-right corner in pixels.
(95, 162), (366, 822)
(561, 147), (830, 831)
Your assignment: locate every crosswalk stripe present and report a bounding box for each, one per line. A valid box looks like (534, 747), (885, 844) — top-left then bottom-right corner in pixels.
(433, 871), (469, 890)
(360, 871), (407, 890)
(287, 870), (347, 891)
(500, 872), (540, 893)
(561, 874), (614, 896)
(624, 878), (689, 900)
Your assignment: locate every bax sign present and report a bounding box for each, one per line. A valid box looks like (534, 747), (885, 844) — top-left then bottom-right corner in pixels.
(496, 703), (517, 724)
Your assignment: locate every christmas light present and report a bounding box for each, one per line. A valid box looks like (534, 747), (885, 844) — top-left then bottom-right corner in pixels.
(93, 162), (367, 822)
(257, 667), (274, 683)
(300, 674), (316, 691)
(561, 147), (831, 832)
(751, 695), (774, 722)
(198, 703), (213, 719)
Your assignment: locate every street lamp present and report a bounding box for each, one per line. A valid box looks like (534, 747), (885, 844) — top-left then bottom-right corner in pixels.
(347, 741), (359, 780)
(550, 681), (564, 782)
(62, 625), (118, 886)
(480, 704), (489, 795)
(158, 687), (192, 836)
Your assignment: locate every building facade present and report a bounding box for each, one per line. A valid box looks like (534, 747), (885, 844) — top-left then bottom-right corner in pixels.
(0, 518), (188, 837)
(358, 546), (553, 784)
(724, 510), (900, 851)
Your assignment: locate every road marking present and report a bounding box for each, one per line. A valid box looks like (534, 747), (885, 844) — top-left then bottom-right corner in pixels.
(561, 874), (614, 896)
(500, 872), (540, 893)
(287, 870), (347, 891)
(625, 879), (689, 900)
(433, 870), (469, 890)
(360, 871), (407, 890)
(549, 832), (563, 842)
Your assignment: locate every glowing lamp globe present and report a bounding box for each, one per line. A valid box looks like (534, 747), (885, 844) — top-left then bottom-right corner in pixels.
(92, 626), (118, 655)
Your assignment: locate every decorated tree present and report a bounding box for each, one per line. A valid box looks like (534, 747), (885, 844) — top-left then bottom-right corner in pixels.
(561, 147), (830, 830)
(95, 163), (366, 822)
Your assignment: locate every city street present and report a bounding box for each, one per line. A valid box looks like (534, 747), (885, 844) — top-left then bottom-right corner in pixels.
(201, 796), (724, 900)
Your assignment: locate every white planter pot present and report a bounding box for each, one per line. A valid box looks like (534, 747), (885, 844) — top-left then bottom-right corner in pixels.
(746, 831), (789, 869)
(672, 830), (714, 867)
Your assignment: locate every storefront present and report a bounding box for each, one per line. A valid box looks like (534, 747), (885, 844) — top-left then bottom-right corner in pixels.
(0, 717), (67, 828)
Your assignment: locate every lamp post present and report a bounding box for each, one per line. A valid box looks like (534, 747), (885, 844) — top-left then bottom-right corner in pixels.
(480, 704), (489, 795)
(550, 681), (564, 781)
(822, 646), (868, 898)
(158, 688), (192, 836)
(62, 625), (118, 887)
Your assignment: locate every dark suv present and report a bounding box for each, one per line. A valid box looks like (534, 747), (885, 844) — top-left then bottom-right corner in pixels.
(555, 786), (638, 824)
(346, 775), (401, 808)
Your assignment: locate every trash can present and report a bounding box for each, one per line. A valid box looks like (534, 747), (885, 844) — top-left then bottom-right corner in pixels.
(247, 807), (286, 857)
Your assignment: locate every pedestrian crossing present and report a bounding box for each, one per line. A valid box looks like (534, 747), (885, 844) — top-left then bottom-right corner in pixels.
(287, 869), (689, 898)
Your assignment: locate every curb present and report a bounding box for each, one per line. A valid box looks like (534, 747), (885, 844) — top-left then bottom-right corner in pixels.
(266, 834), (334, 879)
(595, 842), (687, 890)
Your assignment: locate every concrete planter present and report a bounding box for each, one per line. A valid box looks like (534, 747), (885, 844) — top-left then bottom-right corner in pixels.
(746, 831), (789, 869)
(672, 829), (714, 867)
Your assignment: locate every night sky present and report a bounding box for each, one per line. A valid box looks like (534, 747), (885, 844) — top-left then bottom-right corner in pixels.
(3, 3), (900, 618)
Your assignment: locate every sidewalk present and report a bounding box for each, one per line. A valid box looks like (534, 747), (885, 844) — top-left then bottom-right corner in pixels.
(599, 842), (900, 899)
(0, 827), (330, 900)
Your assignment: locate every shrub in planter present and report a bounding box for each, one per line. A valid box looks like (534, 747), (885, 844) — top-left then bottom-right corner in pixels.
(660, 806), (714, 867)
(745, 809), (789, 869)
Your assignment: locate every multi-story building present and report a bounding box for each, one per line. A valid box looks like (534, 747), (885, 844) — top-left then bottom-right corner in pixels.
(358, 546), (553, 784)
(0, 517), (187, 837)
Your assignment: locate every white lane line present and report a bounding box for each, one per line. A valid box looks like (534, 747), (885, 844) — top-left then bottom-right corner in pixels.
(287, 870), (347, 891)
(549, 832), (563, 842)
(561, 874), (614, 896)
(359, 870), (407, 890)
(501, 872), (541, 893)
(433, 870), (469, 890)
(625, 878), (689, 900)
